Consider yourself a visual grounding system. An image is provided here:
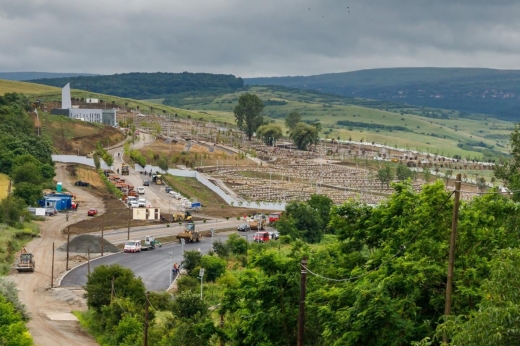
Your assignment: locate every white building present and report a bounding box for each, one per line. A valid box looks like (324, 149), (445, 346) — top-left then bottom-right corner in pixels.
(51, 82), (117, 126)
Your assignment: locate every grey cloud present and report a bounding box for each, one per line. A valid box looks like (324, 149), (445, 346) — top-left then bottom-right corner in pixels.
(1, 0), (520, 77)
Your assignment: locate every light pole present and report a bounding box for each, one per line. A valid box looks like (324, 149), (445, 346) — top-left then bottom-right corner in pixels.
(210, 228), (215, 248)
(180, 238), (185, 256)
(169, 252), (173, 284)
(269, 171), (272, 201)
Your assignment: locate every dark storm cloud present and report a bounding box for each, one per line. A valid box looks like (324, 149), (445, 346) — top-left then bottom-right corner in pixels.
(1, 0), (520, 77)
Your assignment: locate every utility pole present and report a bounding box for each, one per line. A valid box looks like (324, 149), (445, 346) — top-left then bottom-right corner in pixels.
(443, 173), (462, 344)
(297, 257), (307, 346)
(87, 247), (91, 276)
(66, 226), (70, 270)
(51, 242), (55, 288)
(101, 213), (105, 257)
(127, 207), (132, 240)
(219, 314), (225, 346)
(144, 291), (149, 346)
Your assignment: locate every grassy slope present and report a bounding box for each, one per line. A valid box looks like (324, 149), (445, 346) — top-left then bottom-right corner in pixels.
(177, 86), (513, 158)
(0, 173), (9, 199)
(1, 79), (511, 158)
(0, 79), (59, 95)
(0, 224), (40, 274)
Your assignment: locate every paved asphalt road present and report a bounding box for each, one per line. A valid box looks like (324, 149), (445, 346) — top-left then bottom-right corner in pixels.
(60, 230), (257, 291)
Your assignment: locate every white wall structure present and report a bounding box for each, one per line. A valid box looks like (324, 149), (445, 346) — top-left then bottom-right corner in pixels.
(69, 109), (103, 123)
(132, 208), (161, 220)
(61, 82), (72, 109)
(137, 164), (286, 211)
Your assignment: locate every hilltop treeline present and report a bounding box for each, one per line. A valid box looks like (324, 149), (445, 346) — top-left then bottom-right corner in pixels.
(30, 72), (244, 100)
(245, 67), (520, 121)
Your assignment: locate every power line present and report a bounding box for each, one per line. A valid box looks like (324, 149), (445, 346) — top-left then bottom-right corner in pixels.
(303, 190), (455, 283)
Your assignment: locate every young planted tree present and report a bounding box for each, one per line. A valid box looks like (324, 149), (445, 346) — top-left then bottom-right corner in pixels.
(233, 93), (264, 141)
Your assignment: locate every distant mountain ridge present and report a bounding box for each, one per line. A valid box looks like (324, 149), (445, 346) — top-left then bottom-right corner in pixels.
(244, 67), (520, 121)
(0, 72), (98, 81)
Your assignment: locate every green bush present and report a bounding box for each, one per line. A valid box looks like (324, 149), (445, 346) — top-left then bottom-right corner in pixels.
(98, 169), (124, 199)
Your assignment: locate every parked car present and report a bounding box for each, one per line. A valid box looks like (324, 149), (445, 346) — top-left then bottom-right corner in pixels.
(130, 201), (139, 208)
(124, 240), (141, 253)
(74, 180), (90, 187)
(45, 207), (58, 216)
(143, 180), (150, 186)
(165, 187), (172, 193)
(137, 186), (145, 195)
(253, 231), (271, 243)
(268, 231), (280, 240)
(237, 223), (251, 232)
(137, 198), (146, 207)
(87, 208), (98, 216)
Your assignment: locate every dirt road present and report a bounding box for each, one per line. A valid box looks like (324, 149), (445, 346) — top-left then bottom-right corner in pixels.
(9, 164), (104, 346)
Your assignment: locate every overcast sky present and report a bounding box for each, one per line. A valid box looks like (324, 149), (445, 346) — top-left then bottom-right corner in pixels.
(1, 0), (520, 77)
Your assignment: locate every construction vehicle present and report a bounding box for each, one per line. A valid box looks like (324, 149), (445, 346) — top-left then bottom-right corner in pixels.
(15, 251), (35, 273)
(248, 214), (266, 230)
(176, 222), (200, 243)
(141, 236), (162, 251)
(121, 163), (130, 175)
(173, 211), (192, 222)
(153, 174), (163, 185)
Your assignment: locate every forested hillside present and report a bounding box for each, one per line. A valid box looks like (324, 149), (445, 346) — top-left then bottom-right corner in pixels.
(30, 72), (244, 100)
(245, 67), (520, 121)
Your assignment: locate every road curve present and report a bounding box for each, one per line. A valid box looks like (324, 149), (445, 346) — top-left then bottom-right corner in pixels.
(60, 231), (254, 291)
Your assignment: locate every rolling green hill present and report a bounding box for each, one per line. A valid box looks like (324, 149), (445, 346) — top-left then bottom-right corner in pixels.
(173, 85), (513, 160)
(2, 78), (512, 160)
(244, 67), (520, 121)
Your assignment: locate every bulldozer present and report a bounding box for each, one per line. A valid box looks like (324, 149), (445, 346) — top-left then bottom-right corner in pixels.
(176, 222), (200, 243)
(15, 252), (35, 273)
(248, 214), (266, 231)
(173, 211), (192, 222)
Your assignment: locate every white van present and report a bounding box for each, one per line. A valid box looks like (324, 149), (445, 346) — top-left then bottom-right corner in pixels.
(137, 186), (145, 195)
(127, 196), (137, 206)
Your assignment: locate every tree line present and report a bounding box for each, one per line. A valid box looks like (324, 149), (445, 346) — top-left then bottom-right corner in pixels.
(30, 72), (244, 100)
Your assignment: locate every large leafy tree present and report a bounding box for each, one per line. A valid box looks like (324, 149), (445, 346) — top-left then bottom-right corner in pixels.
(494, 123), (520, 200)
(285, 111), (301, 132)
(289, 122), (318, 150)
(276, 201), (323, 243)
(85, 264), (146, 313)
(377, 165), (394, 187)
(220, 249), (304, 346)
(256, 123), (282, 145)
(233, 93), (264, 141)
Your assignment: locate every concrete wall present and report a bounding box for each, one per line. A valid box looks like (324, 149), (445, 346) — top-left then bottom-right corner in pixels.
(132, 208), (161, 220)
(52, 155), (110, 170)
(138, 164), (286, 211)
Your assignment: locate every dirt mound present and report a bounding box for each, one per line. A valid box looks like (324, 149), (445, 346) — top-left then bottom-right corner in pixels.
(57, 234), (120, 253)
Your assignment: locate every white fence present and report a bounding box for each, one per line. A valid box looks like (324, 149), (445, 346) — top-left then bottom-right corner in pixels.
(52, 155), (110, 169)
(138, 164), (286, 211)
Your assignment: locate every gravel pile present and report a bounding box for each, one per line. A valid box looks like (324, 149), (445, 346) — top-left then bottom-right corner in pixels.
(58, 234), (120, 253)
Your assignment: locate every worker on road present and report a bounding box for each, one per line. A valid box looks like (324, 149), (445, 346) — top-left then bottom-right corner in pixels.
(66, 212), (69, 222)
(21, 246), (27, 254)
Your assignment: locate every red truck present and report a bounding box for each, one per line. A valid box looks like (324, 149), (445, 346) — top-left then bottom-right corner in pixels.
(268, 212), (283, 224)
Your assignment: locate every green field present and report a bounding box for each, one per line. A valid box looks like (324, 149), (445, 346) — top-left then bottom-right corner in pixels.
(173, 86), (513, 159)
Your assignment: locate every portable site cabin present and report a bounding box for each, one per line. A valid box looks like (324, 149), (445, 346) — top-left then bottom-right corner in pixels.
(39, 194), (73, 210)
